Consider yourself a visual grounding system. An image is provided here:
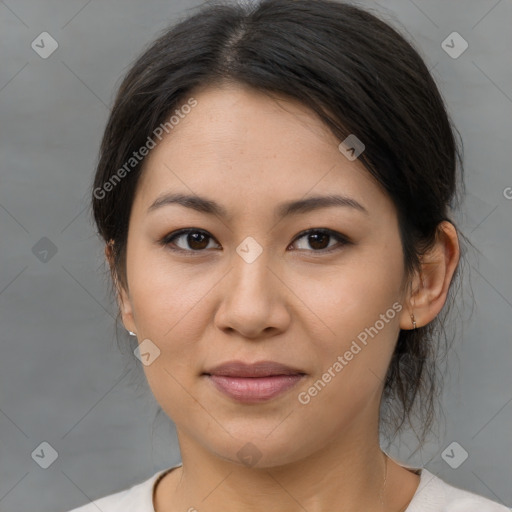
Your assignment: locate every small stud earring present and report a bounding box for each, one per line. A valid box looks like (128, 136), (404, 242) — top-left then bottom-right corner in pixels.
(128, 331), (137, 337)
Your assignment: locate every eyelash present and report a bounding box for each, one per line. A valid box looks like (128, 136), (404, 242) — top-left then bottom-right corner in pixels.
(159, 228), (351, 256)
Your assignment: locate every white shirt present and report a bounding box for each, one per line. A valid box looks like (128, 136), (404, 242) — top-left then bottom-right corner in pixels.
(65, 463), (510, 512)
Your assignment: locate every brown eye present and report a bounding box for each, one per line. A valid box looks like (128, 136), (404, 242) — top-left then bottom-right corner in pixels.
(162, 229), (220, 252)
(290, 229), (349, 253)
(306, 232), (330, 250)
(161, 227), (349, 255)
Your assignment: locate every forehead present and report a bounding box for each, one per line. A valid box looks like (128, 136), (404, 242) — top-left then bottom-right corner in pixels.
(133, 84), (392, 219)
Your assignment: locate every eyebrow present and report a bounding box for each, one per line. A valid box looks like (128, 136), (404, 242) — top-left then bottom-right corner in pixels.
(147, 192), (369, 219)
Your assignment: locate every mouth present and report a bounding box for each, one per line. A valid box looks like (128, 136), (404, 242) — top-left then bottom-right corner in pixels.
(202, 360), (306, 403)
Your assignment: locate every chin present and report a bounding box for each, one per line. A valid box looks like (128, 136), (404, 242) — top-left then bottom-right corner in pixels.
(202, 427), (317, 470)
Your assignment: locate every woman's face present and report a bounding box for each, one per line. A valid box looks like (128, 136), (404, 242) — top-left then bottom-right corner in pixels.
(119, 83), (412, 467)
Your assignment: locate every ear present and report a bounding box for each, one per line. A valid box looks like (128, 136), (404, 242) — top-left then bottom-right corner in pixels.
(399, 221), (460, 330)
(105, 241), (137, 335)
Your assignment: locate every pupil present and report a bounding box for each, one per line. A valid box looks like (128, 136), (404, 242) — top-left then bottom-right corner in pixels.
(189, 232), (208, 250)
(309, 232), (328, 250)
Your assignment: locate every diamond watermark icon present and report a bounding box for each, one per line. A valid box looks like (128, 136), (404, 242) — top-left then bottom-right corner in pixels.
(236, 236), (263, 264)
(338, 134), (365, 161)
(441, 441), (468, 469)
(441, 32), (468, 59)
(134, 338), (161, 366)
(31, 32), (59, 59)
(32, 237), (58, 262)
(237, 442), (263, 467)
(31, 441), (58, 469)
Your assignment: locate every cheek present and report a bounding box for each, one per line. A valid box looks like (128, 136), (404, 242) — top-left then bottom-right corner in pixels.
(128, 245), (210, 338)
(297, 284), (402, 421)
(298, 251), (404, 402)
(127, 252), (208, 415)
(126, 247), (230, 398)
(298, 251), (404, 342)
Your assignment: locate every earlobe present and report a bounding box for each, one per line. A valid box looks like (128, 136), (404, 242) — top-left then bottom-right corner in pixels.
(399, 272), (423, 330)
(399, 221), (460, 330)
(118, 285), (137, 334)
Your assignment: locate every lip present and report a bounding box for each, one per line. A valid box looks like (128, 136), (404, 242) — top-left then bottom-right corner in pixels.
(204, 360), (305, 378)
(203, 360), (306, 403)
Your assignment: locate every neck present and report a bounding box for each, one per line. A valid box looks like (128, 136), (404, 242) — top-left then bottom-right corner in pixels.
(158, 426), (393, 512)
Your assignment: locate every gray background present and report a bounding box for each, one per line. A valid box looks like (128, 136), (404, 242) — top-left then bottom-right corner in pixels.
(1, 0), (511, 511)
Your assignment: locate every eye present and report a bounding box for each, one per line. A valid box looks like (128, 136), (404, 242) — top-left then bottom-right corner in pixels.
(160, 228), (220, 253)
(289, 228), (350, 253)
(160, 227), (350, 255)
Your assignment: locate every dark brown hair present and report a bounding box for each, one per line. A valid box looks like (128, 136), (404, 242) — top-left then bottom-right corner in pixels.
(90, 0), (467, 444)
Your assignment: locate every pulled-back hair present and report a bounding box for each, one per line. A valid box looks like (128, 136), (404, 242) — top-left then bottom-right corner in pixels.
(91, 0), (466, 444)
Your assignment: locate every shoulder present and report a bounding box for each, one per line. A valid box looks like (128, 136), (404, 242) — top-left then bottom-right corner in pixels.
(407, 468), (510, 512)
(63, 467), (176, 512)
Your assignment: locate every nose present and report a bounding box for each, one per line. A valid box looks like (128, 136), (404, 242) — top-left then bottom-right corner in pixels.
(213, 246), (291, 340)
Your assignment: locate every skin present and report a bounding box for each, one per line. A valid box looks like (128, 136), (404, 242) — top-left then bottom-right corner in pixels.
(107, 83), (460, 512)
